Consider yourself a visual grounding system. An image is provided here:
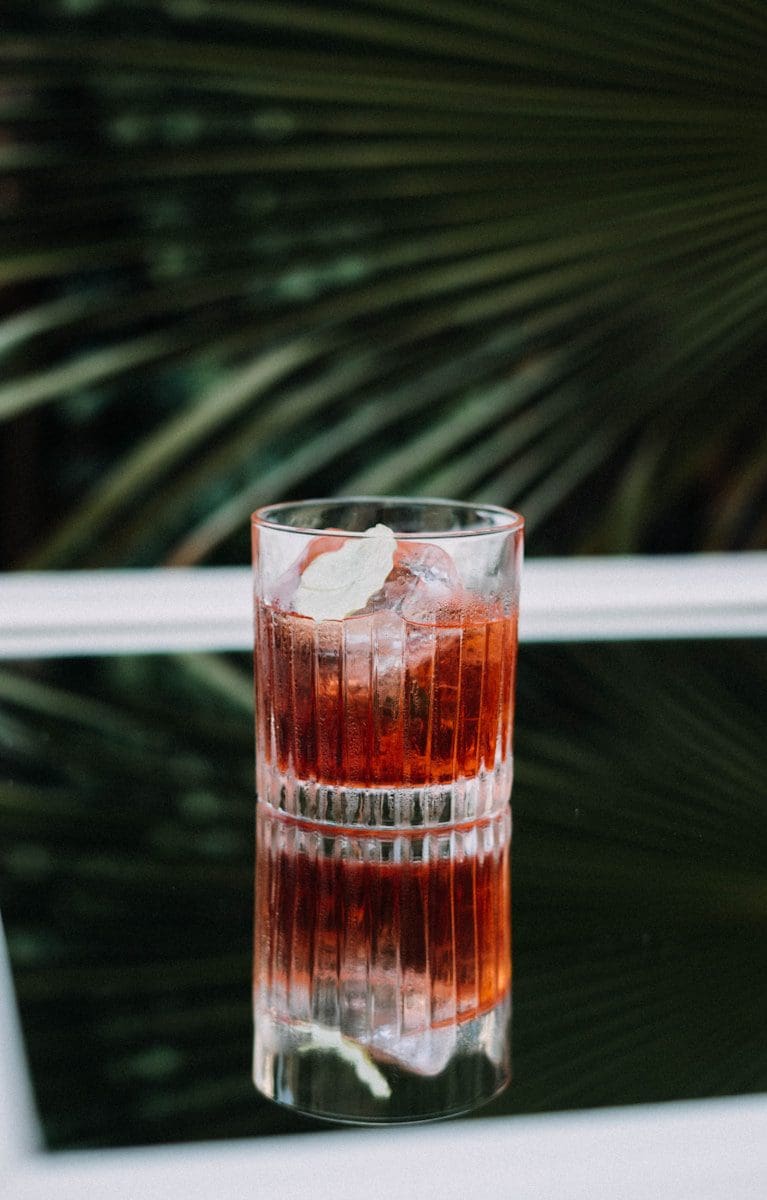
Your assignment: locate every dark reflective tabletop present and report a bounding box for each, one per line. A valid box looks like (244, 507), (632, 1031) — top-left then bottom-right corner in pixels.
(1, 640), (765, 1149)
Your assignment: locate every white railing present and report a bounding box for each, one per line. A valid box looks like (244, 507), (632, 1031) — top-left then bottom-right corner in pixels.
(2, 554), (766, 1198)
(1, 553), (767, 658)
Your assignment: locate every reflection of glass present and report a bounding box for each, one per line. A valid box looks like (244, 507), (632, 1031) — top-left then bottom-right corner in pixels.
(251, 498), (523, 1123)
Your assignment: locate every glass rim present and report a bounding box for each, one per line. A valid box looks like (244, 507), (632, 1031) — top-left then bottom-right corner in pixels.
(251, 495), (524, 539)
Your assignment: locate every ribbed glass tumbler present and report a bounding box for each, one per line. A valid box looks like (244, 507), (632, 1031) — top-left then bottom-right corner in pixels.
(252, 498), (523, 1123)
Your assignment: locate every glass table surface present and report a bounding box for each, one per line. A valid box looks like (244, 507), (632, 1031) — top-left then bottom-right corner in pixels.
(0, 639), (765, 1150)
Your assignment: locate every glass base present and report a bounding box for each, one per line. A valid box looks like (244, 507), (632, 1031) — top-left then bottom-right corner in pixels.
(256, 758), (513, 826)
(253, 993), (511, 1124)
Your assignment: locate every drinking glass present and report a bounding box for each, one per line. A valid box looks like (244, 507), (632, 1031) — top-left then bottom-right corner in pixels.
(251, 497), (523, 1123)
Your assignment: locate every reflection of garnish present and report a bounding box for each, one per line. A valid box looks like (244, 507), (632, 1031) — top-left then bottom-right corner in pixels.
(297, 1026), (392, 1099)
(293, 524), (396, 621)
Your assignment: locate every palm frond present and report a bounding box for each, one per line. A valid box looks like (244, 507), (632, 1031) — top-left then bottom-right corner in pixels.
(1, 641), (766, 1145)
(1, 1), (766, 563)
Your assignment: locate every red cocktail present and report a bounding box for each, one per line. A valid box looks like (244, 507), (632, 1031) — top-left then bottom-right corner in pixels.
(252, 499), (523, 1121)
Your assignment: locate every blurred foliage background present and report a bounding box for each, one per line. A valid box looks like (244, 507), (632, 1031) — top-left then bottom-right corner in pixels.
(1, 0), (767, 1154)
(1, 0), (766, 568)
(2, 642), (766, 1147)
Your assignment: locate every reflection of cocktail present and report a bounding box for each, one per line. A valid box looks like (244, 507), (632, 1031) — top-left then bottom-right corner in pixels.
(252, 499), (523, 1122)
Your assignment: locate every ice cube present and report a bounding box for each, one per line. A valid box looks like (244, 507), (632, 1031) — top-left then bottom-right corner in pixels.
(274, 525), (396, 619)
(270, 533), (346, 610)
(364, 541), (467, 625)
(368, 1023), (457, 1077)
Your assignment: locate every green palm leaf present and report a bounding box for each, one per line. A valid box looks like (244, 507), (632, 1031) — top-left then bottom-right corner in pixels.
(1, 1), (766, 565)
(1, 640), (765, 1146)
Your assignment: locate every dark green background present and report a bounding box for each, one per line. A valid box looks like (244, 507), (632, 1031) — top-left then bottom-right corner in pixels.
(1, 0), (766, 566)
(1, 0), (765, 1151)
(1, 640), (765, 1148)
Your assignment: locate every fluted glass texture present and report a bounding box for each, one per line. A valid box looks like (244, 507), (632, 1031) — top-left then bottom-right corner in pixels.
(252, 498), (522, 1122)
